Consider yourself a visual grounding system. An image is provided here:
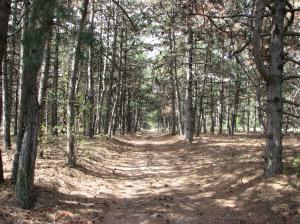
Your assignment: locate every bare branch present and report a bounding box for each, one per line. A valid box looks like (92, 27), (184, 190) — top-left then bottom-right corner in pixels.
(283, 111), (300, 119)
(283, 75), (300, 81)
(110, 0), (138, 32)
(283, 99), (300, 107)
(285, 56), (300, 65)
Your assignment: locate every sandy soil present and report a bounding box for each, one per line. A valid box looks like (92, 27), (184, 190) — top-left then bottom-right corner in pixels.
(0, 133), (299, 224)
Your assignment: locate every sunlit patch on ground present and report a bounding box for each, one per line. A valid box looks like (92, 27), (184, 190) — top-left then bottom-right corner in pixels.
(0, 133), (299, 223)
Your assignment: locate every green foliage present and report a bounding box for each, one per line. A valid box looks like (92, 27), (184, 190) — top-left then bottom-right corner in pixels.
(292, 155), (300, 168)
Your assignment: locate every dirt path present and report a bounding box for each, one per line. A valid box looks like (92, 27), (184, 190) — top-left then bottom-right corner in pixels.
(100, 134), (194, 224)
(1, 133), (300, 223)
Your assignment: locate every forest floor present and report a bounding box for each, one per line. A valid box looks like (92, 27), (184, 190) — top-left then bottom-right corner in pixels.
(0, 132), (300, 224)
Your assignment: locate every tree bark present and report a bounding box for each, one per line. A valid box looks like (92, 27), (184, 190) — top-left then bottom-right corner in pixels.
(85, 0), (95, 138)
(265, 0), (285, 174)
(2, 50), (12, 150)
(210, 76), (215, 134)
(15, 0), (56, 209)
(246, 80), (251, 133)
(38, 26), (53, 158)
(12, 0), (29, 184)
(126, 89), (132, 132)
(0, 0), (10, 67)
(51, 27), (60, 135)
(252, 0), (285, 176)
(0, 2), (11, 171)
(184, 25), (194, 143)
(38, 26), (53, 131)
(104, 12), (118, 135)
(134, 97), (141, 132)
(218, 80), (224, 134)
(170, 73), (176, 135)
(169, 27), (176, 136)
(114, 27), (124, 135)
(108, 98), (117, 138)
(0, 145), (3, 184)
(231, 77), (240, 135)
(256, 82), (266, 133)
(120, 33), (128, 134)
(96, 16), (110, 134)
(3, 0), (16, 149)
(172, 31), (183, 135)
(14, 73), (19, 135)
(197, 78), (206, 136)
(226, 88), (232, 135)
(66, 0), (89, 167)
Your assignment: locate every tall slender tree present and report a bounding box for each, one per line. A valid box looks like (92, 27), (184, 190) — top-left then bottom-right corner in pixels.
(85, 0), (95, 138)
(0, 0), (11, 184)
(66, 0), (89, 166)
(252, 0), (286, 176)
(15, 0), (56, 209)
(2, 50), (12, 150)
(51, 26), (60, 135)
(184, 12), (194, 143)
(12, 0), (30, 184)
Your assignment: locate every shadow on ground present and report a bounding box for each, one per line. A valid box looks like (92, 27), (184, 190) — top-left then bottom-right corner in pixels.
(0, 133), (299, 224)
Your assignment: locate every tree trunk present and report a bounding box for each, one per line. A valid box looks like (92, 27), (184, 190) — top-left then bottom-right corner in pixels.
(0, 1), (11, 170)
(108, 98), (117, 138)
(51, 27), (60, 135)
(184, 25), (194, 143)
(169, 29), (176, 135)
(218, 80), (224, 134)
(66, 0), (89, 167)
(0, 70), (2, 182)
(114, 28), (124, 135)
(14, 73), (19, 136)
(12, 0), (29, 184)
(2, 50), (12, 150)
(38, 26), (53, 127)
(96, 16), (110, 134)
(120, 36), (127, 135)
(231, 77), (240, 135)
(0, 0), (10, 67)
(0, 146), (3, 184)
(202, 109), (207, 134)
(253, 105), (257, 132)
(3, 0), (16, 148)
(10, 0), (18, 137)
(38, 27), (53, 158)
(226, 88), (232, 134)
(246, 80), (250, 134)
(85, 0), (95, 138)
(265, 0), (285, 173)
(104, 12), (118, 135)
(95, 54), (104, 134)
(15, 0), (56, 209)
(16, 94), (39, 209)
(126, 90), (132, 133)
(252, 0), (285, 176)
(172, 32), (183, 135)
(170, 67), (176, 136)
(38, 33), (52, 106)
(134, 98), (141, 132)
(210, 76), (214, 134)
(197, 78), (206, 136)
(265, 80), (283, 175)
(174, 69), (183, 135)
(256, 82), (266, 133)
